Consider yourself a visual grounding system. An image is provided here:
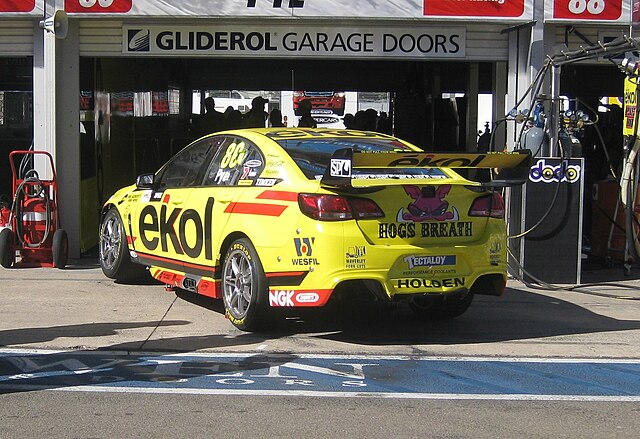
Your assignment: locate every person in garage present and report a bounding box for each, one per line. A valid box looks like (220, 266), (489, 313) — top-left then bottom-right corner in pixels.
(297, 99), (317, 128)
(242, 96), (269, 128)
(198, 96), (224, 135)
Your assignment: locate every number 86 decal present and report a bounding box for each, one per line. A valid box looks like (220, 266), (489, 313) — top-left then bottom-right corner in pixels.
(79, 0), (114, 7)
(568, 0), (605, 14)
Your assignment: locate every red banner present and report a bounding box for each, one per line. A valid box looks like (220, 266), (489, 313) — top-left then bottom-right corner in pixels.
(553, 0), (622, 20)
(65, 0), (132, 13)
(424, 0), (525, 17)
(0, 0), (35, 12)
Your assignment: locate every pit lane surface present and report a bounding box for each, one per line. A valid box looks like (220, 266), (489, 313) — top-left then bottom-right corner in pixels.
(1, 349), (640, 401)
(1, 263), (640, 437)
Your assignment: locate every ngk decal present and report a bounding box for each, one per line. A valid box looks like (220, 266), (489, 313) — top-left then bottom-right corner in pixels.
(269, 289), (324, 306)
(65, 0), (132, 13)
(269, 290), (295, 307)
(0, 0), (35, 12)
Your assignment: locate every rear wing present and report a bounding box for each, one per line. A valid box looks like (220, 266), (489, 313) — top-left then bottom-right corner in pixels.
(321, 148), (532, 190)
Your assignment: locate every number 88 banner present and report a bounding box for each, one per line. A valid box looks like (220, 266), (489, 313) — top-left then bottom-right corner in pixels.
(65, 0), (132, 13)
(551, 0), (623, 20)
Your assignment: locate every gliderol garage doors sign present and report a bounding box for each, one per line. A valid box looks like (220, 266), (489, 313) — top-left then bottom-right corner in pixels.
(122, 25), (466, 59)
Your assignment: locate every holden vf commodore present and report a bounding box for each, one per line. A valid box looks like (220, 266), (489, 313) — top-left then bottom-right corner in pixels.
(99, 128), (530, 331)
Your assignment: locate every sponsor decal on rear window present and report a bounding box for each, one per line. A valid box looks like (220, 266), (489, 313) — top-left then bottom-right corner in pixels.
(397, 184), (459, 222)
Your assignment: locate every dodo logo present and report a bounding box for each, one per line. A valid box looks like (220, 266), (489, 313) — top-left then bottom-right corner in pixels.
(529, 159), (580, 184)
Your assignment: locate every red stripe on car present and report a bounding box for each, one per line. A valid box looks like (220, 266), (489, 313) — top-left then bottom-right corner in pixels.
(224, 202), (288, 216)
(257, 190), (298, 202)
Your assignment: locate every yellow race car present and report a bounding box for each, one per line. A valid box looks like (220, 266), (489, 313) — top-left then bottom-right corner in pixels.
(99, 128), (530, 331)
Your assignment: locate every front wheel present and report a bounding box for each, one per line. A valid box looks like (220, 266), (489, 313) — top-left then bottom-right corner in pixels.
(222, 238), (268, 331)
(99, 208), (145, 281)
(0, 228), (15, 268)
(52, 229), (68, 269)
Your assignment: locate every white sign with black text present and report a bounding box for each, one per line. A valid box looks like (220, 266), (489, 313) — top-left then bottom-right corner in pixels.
(123, 25), (466, 59)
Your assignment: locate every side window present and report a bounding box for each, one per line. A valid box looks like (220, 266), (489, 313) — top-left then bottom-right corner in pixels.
(203, 137), (265, 187)
(157, 137), (224, 188)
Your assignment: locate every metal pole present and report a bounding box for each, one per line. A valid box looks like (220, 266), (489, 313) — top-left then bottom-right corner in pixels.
(549, 64), (561, 157)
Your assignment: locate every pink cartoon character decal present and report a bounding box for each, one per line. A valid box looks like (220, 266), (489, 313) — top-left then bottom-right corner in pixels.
(397, 185), (459, 222)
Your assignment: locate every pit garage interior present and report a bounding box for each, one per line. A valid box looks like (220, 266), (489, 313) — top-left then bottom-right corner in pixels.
(0, 53), (628, 263)
(72, 57), (496, 253)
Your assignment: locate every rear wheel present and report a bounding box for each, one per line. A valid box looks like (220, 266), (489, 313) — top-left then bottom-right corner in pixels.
(99, 208), (145, 281)
(409, 292), (474, 320)
(222, 238), (268, 331)
(52, 229), (68, 269)
(0, 228), (15, 268)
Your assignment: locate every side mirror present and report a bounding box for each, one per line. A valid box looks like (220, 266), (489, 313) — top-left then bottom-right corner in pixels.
(136, 173), (155, 189)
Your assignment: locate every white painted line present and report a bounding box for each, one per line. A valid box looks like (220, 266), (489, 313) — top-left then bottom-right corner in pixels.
(0, 384), (638, 402)
(2, 348), (640, 364)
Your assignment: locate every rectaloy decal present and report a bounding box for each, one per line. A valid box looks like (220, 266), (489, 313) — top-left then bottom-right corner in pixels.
(123, 25), (466, 59)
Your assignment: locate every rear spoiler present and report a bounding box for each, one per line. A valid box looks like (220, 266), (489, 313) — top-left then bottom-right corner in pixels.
(321, 148), (532, 190)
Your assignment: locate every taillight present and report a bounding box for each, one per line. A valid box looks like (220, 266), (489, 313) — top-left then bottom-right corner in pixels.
(298, 193), (384, 221)
(468, 192), (505, 218)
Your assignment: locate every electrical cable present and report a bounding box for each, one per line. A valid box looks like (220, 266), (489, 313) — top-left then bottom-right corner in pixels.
(507, 246), (640, 300)
(505, 35), (640, 293)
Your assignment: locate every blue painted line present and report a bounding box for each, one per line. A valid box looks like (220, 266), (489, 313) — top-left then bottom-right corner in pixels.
(1, 349), (639, 400)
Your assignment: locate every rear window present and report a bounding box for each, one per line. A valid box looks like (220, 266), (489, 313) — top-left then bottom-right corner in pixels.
(276, 138), (447, 180)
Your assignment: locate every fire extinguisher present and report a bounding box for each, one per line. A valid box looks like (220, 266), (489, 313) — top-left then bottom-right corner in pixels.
(13, 174), (51, 248)
(0, 200), (10, 228)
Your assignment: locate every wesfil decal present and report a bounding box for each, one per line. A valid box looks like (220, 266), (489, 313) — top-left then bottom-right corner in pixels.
(292, 237), (319, 265)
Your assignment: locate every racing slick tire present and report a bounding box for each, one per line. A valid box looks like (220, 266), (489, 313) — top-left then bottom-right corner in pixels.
(222, 238), (269, 332)
(52, 229), (68, 269)
(409, 292), (474, 320)
(99, 208), (146, 281)
(0, 228), (15, 268)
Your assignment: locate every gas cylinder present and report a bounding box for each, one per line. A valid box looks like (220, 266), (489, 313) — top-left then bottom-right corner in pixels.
(21, 196), (49, 246)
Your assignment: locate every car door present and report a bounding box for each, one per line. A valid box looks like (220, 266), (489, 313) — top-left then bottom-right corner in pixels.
(129, 136), (222, 271)
(178, 135), (266, 280)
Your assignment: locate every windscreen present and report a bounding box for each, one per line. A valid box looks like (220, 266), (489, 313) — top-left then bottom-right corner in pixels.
(276, 138), (448, 180)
